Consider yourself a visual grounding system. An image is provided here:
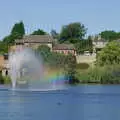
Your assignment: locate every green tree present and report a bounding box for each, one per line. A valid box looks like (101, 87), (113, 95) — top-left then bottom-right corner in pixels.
(36, 45), (51, 62)
(99, 30), (119, 41)
(3, 21), (25, 44)
(3, 35), (13, 44)
(87, 36), (93, 53)
(97, 41), (120, 65)
(0, 73), (4, 84)
(75, 37), (93, 54)
(65, 54), (78, 83)
(59, 22), (87, 43)
(0, 41), (8, 54)
(31, 29), (47, 35)
(51, 29), (59, 39)
(11, 21), (25, 37)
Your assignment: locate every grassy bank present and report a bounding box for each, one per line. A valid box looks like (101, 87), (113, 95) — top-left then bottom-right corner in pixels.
(0, 74), (11, 85)
(75, 64), (120, 84)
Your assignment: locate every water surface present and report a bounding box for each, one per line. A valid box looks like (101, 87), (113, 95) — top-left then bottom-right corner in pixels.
(0, 85), (120, 120)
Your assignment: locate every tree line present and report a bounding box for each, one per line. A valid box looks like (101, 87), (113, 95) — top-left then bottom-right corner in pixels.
(1, 21), (120, 84)
(1, 21), (120, 67)
(2, 21), (120, 54)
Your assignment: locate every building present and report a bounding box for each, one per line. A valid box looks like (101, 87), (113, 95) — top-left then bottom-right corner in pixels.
(15, 35), (54, 50)
(1, 35), (78, 77)
(14, 35), (77, 56)
(53, 44), (76, 55)
(93, 39), (108, 53)
(76, 37), (108, 64)
(0, 54), (9, 76)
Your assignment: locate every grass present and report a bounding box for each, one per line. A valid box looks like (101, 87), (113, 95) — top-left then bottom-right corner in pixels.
(75, 64), (120, 84)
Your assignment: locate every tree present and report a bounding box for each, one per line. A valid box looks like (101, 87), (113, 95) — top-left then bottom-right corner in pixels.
(87, 36), (93, 53)
(11, 21), (25, 39)
(50, 29), (59, 39)
(31, 29), (47, 35)
(75, 36), (93, 54)
(0, 73), (4, 84)
(59, 22), (87, 43)
(3, 35), (13, 44)
(0, 41), (8, 54)
(3, 21), (25, 44)
(36, 45), (51, 62)
(97, 41), (120, 65)
(99, 30), (119, 41)
(37, 45), (51, 53)
(65, 54), (78, 84)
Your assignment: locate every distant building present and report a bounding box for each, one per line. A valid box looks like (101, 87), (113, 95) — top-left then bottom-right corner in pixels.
(1, 35), (78, 77)
(53, 44), (76, 55)
(14, 35), (77, 56)
(15, 35), (54, 50)
(0, 54), (9, 76)
(92, 39), (108, 53)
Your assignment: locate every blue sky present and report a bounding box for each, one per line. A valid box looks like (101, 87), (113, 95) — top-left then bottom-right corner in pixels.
(0, 0), (120, 39)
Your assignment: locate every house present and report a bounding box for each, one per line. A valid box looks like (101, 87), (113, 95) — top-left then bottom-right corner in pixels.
(53, 44), (76, 55)
(1, 35), (78, 77)
(14, 35), (77, 56)
(92, 39), (108, 53)
(15, 35), (54, 50)
(0, 54), (9, 76)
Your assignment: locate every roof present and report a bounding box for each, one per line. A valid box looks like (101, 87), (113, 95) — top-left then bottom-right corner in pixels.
(53, 44), (75, 50)
(93, 38), (107, 42)
(15, 35), (54, 43)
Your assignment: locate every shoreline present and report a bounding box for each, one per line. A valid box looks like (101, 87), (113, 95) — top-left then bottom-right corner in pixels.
(71, 82), (120, 85)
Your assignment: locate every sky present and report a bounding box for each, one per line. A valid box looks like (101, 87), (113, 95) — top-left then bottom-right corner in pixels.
(0, 0), (120, 39)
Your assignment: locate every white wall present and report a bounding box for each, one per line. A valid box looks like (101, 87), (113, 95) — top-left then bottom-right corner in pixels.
(76, 54), (96, 64)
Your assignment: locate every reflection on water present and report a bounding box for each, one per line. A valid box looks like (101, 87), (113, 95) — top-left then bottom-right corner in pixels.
(0, 85), (120, 120)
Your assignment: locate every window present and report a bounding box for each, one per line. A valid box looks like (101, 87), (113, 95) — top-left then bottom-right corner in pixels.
(4, 54), (8, 60)
(6, 70), (8, 76)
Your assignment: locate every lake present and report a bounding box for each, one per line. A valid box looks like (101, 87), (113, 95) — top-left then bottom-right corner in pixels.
(0, 85), (120, 120)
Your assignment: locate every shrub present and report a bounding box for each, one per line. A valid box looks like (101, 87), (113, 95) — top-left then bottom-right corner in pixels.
(76, 63), (89, 70)
(97, 41), (120, 66)
(0, 74), (4, 84)
(36, 46), (78, 84)
(75, 64), (120, 84)
(3, 76), (11, 84)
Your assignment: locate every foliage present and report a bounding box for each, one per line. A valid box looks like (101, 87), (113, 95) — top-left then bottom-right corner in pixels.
(3, 35), (14, 44)
(87, 36), (93, 53)
(59, 22), (87, 43)
(0, 73), (11, 84)
(75, 65), (120, 84)
(31, 29), (47, 35)
(76, 63), (89, 70)
(97, 41), (120, 65)
(75, 38), (93, 54)
(0, 41), (8, 54)
(3, 76), (11, 84)
(99, 30), (120, 41)
(51, 29), (59, 39)
(3, 21), (25, 45)
(0, 74), (4, 84)
(36, 45), (51, 62)
(36, 46), (78, 83)
(37, 45), (51, 54)
(11, 21), (25, 38)
(64, 54), (78, 84)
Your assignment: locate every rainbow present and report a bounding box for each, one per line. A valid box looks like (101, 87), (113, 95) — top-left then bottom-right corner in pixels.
(44, 68), (68, 85)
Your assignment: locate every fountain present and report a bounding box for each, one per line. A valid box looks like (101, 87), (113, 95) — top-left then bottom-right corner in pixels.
(8, 47), (67, 91)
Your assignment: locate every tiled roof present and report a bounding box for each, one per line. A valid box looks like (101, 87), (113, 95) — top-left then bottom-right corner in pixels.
(53, 44), (75, 50)
(15, 35), (54, 43)
(93, 38), (107, 42)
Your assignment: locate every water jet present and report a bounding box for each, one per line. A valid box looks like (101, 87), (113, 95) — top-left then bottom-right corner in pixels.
(8, 47), (67, 91)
